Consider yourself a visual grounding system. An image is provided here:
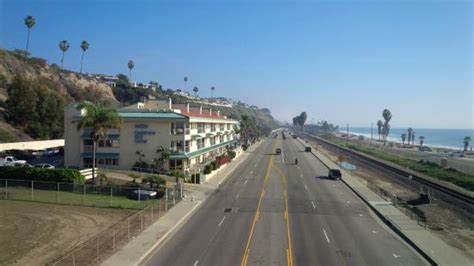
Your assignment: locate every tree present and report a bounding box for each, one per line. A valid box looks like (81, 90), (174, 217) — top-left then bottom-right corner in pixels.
(76, 102), (122, 184)
(464, 136), (472, 151)
(136, 150), (145, 163)
(184, 76), (188, 91)
(407, 128), (413, 145)
(382, 109), (392, 145)
(193, 86), (199, 97)
(24, 15), (35, 52)
(142, 175), (165, 189)
(128, 60), (135, 81)
(401, 133), (406, 144)
(419, 136), (425, 146)
(59, 40), (70, 69)
(79, 40), (89, 74)
(153, 146), (170, 170)
(412, 131), (416, 145)
(377, 120), (383, 141)
(210, 86), (215, 99)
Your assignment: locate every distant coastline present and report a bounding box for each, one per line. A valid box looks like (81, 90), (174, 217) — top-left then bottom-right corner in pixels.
(339, 127), (473, 151)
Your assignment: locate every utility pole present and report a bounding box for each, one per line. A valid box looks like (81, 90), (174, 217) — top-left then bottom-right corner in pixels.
(371, 122), (373, 142)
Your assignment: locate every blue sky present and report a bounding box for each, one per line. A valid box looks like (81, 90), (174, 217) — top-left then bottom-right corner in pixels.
(1, 0), (472, 129)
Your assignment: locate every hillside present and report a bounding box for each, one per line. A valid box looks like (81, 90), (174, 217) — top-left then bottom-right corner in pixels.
(0, 49), (278, 142)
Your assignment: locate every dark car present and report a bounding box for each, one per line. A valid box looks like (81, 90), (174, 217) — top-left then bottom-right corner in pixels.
(129, 189), (158, 201)
(276, 148), (281, 154)
(304, 147), (311, 152)
(328, 169), (342, 180)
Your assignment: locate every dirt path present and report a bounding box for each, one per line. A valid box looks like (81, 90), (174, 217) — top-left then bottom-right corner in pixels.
(0, 200), (133, 265)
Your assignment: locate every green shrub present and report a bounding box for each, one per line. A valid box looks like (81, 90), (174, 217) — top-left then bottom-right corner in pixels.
(142, 175), (166, 188)
(210, 161), (218, 170)
(228, 150), (236, 160)
(0, 167), (84, 184)
(203, 164), (212, 174)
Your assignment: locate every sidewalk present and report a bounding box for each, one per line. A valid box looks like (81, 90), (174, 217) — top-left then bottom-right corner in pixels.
(102, 141), (263, 266)
(297, 137), (472, 266)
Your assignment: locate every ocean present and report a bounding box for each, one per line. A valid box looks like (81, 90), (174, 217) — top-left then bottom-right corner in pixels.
(343, 127), (474, 150)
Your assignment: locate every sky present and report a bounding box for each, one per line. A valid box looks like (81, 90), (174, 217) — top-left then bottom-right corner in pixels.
(0, 0), (473, 129)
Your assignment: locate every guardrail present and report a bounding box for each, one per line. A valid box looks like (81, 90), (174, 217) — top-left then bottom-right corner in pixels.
(302, 133), (474, 209)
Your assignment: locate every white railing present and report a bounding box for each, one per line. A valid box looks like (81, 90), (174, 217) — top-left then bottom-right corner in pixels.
(79, 168), (98, 180)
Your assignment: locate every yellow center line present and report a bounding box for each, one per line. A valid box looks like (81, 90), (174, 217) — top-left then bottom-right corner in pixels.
(274, 164), (293, 266)
(241, 146), (274, 266)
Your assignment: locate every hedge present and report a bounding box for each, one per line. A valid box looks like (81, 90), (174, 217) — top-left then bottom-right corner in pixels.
(0, 167), (84, 184)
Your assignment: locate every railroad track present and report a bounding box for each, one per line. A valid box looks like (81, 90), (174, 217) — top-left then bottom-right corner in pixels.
(302, 133), (474, 210)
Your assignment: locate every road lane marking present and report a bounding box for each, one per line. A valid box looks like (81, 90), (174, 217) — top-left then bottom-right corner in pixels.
(311, 201), (316, 209)
(392, 254), (400, 258)
(274, 164), (293, 266)
(218, 216), (226, 227)
(359, 214), (364, 217)
(304, 184), (308, 190)
(236, 193), (240, 199)
(323, 229), (331, 244)
(372, 230), (378, 234)
(194, 260), (199, 266)
(241, 153), (274, 266)
(300, 174), (303, 178)
(244, 180), (248, 185)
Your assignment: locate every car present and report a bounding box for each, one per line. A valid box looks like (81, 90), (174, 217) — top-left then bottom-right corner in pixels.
(276, 148), (281, 154)
(305, 147), (312, 152)
(328, 169), (342, 180)
(34, 163), (55, 169)
(129, 189), (158, 201)
(419, 146), (432, 152)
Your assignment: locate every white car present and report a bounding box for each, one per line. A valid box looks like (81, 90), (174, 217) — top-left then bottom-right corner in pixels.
(34, 163), (55, 169)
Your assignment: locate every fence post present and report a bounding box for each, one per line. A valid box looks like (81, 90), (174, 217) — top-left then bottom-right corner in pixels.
(113, 229), (116, 251)
(138, 189), (141, 207)
(165, 188), (168, 212)
(83, 185), (86, 205)
(57, 182), (60, 203)
(127, 219), (130, 239)
(31, 180), (34, 201)
(173, 186), (176, 206)
(140, 212), (143, 231)
(96, 236), (99, 263)
(110, 187), (113, 207)
(5, 179), (7, 199)
(151, 203), (154, 221)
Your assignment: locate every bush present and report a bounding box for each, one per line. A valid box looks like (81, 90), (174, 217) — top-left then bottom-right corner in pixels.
(210, 161), (218, 170)
(203, 164), (212, 174)
(133, 161), (150, 169)
(142, 175), (166, 188)
(0, 167), (84, 184)
(227, 150), (236, 160)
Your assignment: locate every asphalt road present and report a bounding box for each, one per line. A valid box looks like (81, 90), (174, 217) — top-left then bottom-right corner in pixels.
(144, 136), (426, 266)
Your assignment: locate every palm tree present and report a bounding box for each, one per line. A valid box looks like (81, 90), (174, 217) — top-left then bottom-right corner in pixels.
(76, 102), (122, 184)
(184, 76), (188, 91)
(59, 40), (70, 69)
(419, 136), (425, 146)
(407, 128), (413, 145)
(382, 109), (392, 145)
(376, 120), (383, 141)
(128, 60), (135, 81)
(24, 16), (35, 52)
(193, 86), (199, 97)
(210, 86), (215, 99)
(464, 136), (472, 151)
(401, 133), (407, 145)
(135, 150), (145, 163)
(79, 40), (89, 74)
(412, 131), (416, 145)
(153, 146), (170, 170)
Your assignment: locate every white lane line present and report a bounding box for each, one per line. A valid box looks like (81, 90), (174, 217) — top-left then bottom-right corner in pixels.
(359, 214), (364, 217)
(304, 184), (308, 190)
(372, 230), (378, 234)
(250, 171), (253, 174)
(300, 174), (303, 178)
(244, 180), (248, 185)
(236, 193), (240, 199)
(218, 216), (226, 227)
(311, 201), (316, 209)
(392, 254), (400, 258)
(323, 229), (331, 244)
(194, 260), (199, 266)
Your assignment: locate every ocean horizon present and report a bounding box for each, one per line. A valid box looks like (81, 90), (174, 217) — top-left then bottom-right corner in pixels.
(340, 127), (474, 150)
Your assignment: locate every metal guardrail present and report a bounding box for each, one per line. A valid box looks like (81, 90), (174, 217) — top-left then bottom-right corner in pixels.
(303, 133), (474, 207)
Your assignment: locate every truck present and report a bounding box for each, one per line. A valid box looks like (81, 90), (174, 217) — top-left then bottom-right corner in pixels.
(0, 156), (27, 167)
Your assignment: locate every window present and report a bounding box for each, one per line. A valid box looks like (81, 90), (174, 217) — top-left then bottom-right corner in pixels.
(97, 139), (118, 147)
(211, 123), (216, 132)
(169, 159), (183, 170)
(171, 122), (185, 135)
(198, 123), (205, 133)
(185, 140), (190, 152)
(220, 124), (225, 131)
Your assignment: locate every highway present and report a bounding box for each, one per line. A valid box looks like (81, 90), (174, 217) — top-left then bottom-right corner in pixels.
(144, 136), (426, 266)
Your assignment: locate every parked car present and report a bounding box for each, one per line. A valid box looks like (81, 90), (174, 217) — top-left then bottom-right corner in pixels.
(305, 147), (312, 152)
(276, 148), (281, 154)
(129, 189), (158, 201)
(32, 150), (45, 157)
(418, 146), (432, 152)
(34, 163), (55, 169)
(328, 169), (342, 180)
(0, 156), (27, 167)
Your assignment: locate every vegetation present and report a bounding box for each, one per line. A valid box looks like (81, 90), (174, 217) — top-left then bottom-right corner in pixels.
(463, 136), (471, 151)
(79, 40), (89, 73)
(210, 86), (215, 98)
(76, 102), (122, 182)
(401, 133), (407, 144)
(0, 167), (84, 184)
(24, 15), (35, 51)
(193, 86), (199, 97)
(142, 175), (166, 188)
(292, 112), (307, 131)
(59, 40), (70, 68)
(376, 120), (383, 141)
(127, 60), (134, 81)
(6, 75), (65, 139)
(381, 109), (392, 145)
(304, 120), (339, 134)
(326, 136), (474, 191)
(407, 128), (413, 145)
(419, 136), (425, 146)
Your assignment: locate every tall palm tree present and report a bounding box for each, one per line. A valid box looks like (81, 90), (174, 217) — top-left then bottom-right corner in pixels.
(407, 128), (413, 145)
(128, 60), (135, 81)
(464, 136), (472, 151)
(76, 102), (122, 184)
(79, 40), (89, 74)
(59, 40), (70, 69)
(24, 15), (35, 52)
(401, 133), (407, 145)
(382, 109), (392, 145)
(193, 86), (199, 97)
(412, 131), (416, 145)
(419, 136), (425, 146)
(376, 120), (383, 141)
(184, 76), (188, 91)
(210, 86), (215, 99)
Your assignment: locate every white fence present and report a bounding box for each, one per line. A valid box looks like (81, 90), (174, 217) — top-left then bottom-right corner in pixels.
(79, 168), (98, 180)
(0, 139), (64, 151)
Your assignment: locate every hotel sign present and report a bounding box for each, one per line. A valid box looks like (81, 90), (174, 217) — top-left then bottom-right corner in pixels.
(134, 124), (156, 143)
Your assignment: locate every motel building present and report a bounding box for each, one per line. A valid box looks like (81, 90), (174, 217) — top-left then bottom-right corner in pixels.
(64, 99), (239, 176)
